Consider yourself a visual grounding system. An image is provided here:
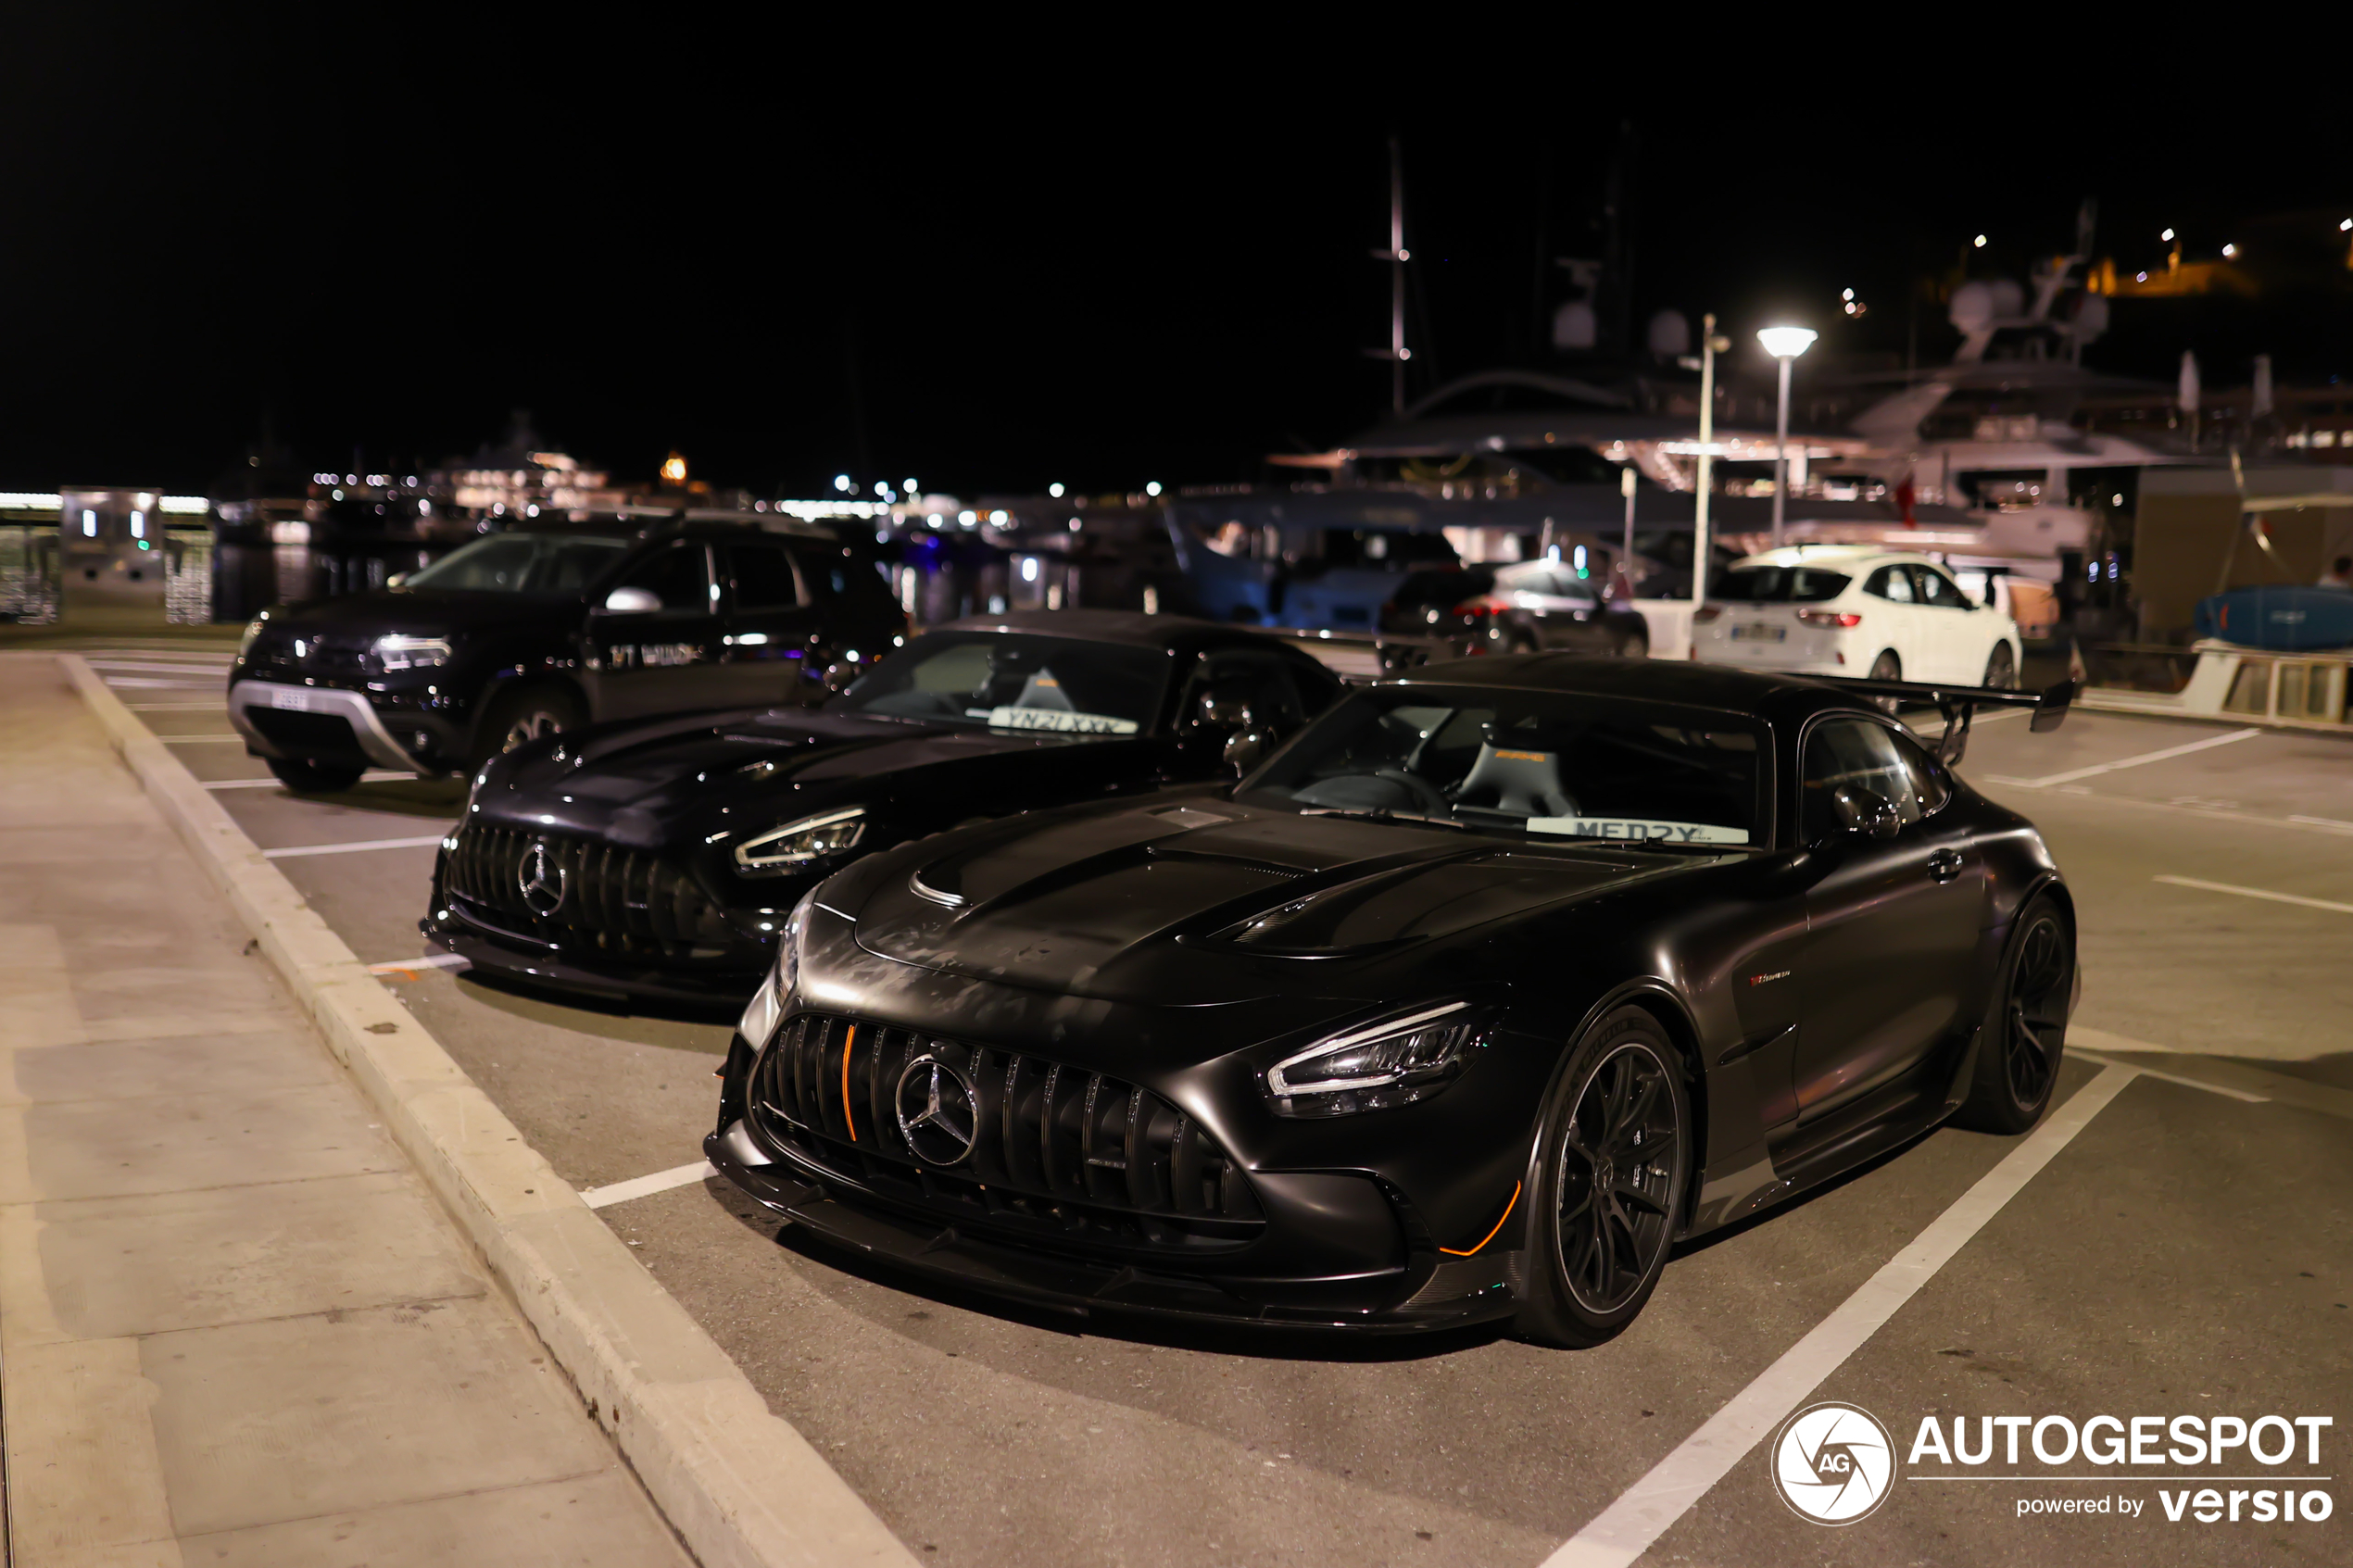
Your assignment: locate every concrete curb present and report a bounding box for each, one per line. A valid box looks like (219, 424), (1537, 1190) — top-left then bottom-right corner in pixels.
(59, 654), (918, 1568)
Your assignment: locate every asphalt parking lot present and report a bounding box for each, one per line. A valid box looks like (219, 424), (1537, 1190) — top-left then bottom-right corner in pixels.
(88, 642), (2353, 1567)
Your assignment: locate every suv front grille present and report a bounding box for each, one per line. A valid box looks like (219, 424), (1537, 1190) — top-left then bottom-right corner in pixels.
(444, 824), (733, 960)
(749, 1012), (1263, 1253)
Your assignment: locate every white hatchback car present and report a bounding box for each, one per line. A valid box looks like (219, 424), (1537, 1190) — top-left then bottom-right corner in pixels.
(1692, 546), (2023, 687)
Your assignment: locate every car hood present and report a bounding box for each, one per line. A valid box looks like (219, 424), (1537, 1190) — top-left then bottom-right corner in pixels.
(846, 799), (1700, 1005)
(476, 708), (1134, 847)
(261, 587), (578, 641)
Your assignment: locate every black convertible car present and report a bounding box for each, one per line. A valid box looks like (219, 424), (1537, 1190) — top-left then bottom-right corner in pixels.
(708, 655), (2079, 1344)
(423, 611), (1343, 1007)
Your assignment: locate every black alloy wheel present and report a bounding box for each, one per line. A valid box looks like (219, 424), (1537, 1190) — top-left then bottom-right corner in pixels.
(1867, 648), (1903, 713)
(476, 684), (585, 764)
(1954, 897), (2072, 1134)
(1517, 1007), (1690, 1347)
(1983, 642), (2018, 689)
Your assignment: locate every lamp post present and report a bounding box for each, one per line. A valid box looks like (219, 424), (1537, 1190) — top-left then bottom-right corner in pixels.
(1690, 313), (1730, 653)
(1756, 326), (1817, 550)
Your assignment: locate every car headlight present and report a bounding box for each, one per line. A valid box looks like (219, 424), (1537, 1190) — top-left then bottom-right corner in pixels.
(372, 634), (451, 671)
(738, 886), (818, 1046)
(1264, 1001), (1481, 1118)
(237, 615), (269, 659)
(734, 807), (865, 876)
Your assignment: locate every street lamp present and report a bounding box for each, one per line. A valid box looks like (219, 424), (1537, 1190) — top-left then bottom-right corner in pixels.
(1756, 326), (1818, 549)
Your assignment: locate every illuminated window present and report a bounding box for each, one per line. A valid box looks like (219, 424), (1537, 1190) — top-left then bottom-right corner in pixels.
(82, 510), (96, 536)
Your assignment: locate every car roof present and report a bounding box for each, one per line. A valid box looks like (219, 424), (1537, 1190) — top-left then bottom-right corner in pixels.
(1729, 545), (1936, 571)
(1384, 651), (1878, 729)
(924, 608), (1323, 658)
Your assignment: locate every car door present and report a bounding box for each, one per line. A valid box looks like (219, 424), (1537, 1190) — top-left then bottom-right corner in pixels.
(1792, 715), (1983, 1123)
(719, 538), (827, 707)
(586, 538), (725, 720)
(1858, 563), (1923, 678)
(1519, 565), (1613, 650)
(1908, 563), (1977, 683)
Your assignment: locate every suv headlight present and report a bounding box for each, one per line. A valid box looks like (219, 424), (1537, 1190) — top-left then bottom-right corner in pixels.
(372, 634), (451, 671)
(739, 886), (819, 1046)
(1264, 1001), (1481, 1118)
(734, 807), (865, 876)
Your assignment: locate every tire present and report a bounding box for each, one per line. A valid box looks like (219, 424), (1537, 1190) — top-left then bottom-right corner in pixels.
(1616, 629), (1649, 659)
(1516, 1006), (1692, 1348)
(1952, 897), (2073, 1134)
(1866, 649), (1902, 713)
(475, 683), (585, 765)
(1982, 641), (2018, 689)
(266, 756), (364, 793)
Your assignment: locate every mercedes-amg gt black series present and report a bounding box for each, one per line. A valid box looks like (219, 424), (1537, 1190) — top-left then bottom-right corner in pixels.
(708, 655), (2080, 1345)
(424, 611), (1344, 1008)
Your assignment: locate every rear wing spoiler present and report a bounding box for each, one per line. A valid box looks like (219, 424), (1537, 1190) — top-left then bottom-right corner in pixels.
(1809, 676), (2077, 765)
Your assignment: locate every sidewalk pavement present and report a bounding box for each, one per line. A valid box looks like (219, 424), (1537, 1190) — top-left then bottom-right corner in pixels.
(0, 659), (691, 1566)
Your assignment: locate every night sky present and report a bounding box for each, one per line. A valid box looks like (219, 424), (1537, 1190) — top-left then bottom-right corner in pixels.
(6, 15), (2346, 498)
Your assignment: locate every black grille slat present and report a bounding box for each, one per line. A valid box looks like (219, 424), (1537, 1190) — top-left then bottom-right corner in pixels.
(746, 1011), (1262, 1247)
(444, 824), (729, 962)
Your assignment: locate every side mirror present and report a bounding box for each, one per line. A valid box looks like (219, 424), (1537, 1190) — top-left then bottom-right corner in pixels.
(1222, 728), (1266, 775)
(600, 585), (663, 614)
(1831, 784), (1903, 840)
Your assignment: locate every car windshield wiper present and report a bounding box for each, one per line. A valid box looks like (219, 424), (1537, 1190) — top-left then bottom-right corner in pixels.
(1300, 807), (1469, 831)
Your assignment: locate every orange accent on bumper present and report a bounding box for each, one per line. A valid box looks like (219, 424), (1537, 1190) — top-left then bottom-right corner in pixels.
(1440, 1180), (1521, 1256)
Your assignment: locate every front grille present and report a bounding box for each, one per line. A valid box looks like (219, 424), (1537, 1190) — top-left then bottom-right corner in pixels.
(749, 1012), (1264, 1253)
(246, 708), (369, 764)
(444, 824), (733, 960)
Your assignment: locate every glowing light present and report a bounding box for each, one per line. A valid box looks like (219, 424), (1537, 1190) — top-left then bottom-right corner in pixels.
(0, 493), (63, 509)
(903, 478), (918, 495)
(957, 509), (976, 527)
(1068, 518), (1082, 532)
(1048, 483), (1065, 498)
(2342, 219), (2352, 233)
(661, 453), (687, 484)
(129, 511), (144, 538)
(833, 473), (852, 493)
(159, 495), (208, 514)
(2221, 244), (2238, 258)
(988, 509), (1010, 525)
(2161, 228), (2175, 243)
(1571, 545), (1587, 571)
(82, 510), (96, 537)
(1756, 326), (1818, 359)
(1144, 481), (1164, 496)
(1972, 233), (1987, 248)
(1020, 558), (1039, 582)
(1841, 288), (1854, 301)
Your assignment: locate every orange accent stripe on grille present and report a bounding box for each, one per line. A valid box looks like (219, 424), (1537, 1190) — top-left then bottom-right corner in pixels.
(1439, 1181), (1521, 1256)
(842, 1024), (858, 1141)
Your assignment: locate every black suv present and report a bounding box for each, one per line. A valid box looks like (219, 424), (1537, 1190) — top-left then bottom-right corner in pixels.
(226, 517), (906, 789)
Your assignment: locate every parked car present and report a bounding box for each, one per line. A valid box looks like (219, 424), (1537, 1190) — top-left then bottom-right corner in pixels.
(709, 655), (2078, 1343)
(225, 517), (903, 790)
(1380, 559), (1652, 657)
(1692, 546), (2023, 687)
(423, 610), (1345, 1007)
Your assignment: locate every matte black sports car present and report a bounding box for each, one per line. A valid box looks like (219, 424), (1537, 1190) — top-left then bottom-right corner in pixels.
(708, 656), (2080, 1343)
(423, 611), (1343, 1007)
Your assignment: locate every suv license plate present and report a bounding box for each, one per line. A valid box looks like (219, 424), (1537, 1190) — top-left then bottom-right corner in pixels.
(271, 689), (311, 710)
(1730, 624), (1787, 643)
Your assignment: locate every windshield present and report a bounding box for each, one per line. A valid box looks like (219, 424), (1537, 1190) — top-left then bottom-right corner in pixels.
(1239, 686), (1763, 846)
(1713, 564), (1852, 603)
(404, 533), (631, 595)
(1390, 568), (1497, 608)
(828, 632), (1171, 735)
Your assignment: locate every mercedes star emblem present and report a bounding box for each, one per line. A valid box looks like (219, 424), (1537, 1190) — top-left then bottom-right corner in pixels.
(894, 1054), (977, 1165)
(517, 839), (566, 917)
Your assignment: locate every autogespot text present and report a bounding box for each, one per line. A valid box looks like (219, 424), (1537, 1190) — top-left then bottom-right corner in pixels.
(1906, 1412), (2334, 1525)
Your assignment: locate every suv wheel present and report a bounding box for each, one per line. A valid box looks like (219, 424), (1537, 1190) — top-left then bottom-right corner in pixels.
(478, 684), (584, 764)
(266, 757), (364, 794)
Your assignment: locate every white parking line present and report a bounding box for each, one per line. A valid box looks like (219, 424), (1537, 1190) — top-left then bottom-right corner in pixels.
(127, 702), (229, 711)
(87, 660), (233, 674)
(158, 734), (246, 743)
(2070, 1051), (2268, 1102)
(261, 834), (448, 859)
(1982, 727), (2261, 789)
(2154, 874), (2353, 917)
(580, 1161), (719, 1210)
(2289, 814), (2353, 834)
(367, 953), (471, 977)
(1541, 1063), (2140, 1568)
(205, 771), (408, 790)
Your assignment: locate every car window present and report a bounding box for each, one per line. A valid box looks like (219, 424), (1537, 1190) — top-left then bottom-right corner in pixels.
(830, 632), (1170, 734)
(1239, 686), (1764, 846)
(1178, 653), (1309, 733)
(785, 544), (859, 599)
(1713, 565), (1852, 603)
(1863, 565), (1915, 604)
(1893, 728), (1952, 815)
(1802, 717), (1929, 840)
(615, 541), (713, 611)
(404, 533), (629, 594)
(1912, 565), (1966, 608)
(726, 544), (802, 610)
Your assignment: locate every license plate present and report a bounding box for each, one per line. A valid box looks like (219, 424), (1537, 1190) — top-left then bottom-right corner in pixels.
(1730, 623), (1787, 643)
(271, 689), (311, 710)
